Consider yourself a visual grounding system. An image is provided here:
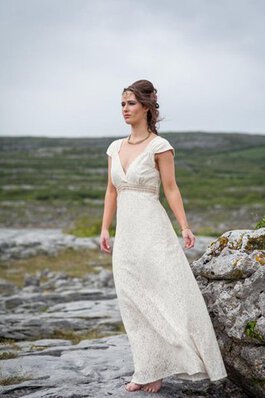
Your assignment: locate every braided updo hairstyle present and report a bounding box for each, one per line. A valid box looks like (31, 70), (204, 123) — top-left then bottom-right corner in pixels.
(122, 79), (162, 135)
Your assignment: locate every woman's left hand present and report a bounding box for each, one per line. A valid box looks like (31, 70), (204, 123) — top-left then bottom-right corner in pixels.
(181, 228), (195, 249)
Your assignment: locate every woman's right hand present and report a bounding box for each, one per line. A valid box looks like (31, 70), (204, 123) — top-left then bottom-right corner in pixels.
(100, 228), (112, 254)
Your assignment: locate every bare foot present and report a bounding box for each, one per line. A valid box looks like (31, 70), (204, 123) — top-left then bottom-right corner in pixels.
(125, 381), (144, 392)
(141, 379), (162, 393)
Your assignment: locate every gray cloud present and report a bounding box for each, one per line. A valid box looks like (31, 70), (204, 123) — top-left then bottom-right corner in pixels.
(0, 0), (264, 136)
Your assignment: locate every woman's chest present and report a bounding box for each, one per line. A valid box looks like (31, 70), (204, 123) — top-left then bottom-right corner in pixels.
(111, 150), (160, 186)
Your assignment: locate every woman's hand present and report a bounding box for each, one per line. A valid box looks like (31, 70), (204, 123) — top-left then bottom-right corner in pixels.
(181, 228), (195, 249)
(100, 228), (112, 254)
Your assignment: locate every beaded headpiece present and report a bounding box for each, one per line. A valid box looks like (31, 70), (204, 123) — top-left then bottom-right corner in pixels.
(123, 86), (159, 108)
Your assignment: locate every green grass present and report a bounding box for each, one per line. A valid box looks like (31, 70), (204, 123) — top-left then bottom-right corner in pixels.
(244, 320), (264, 343)
(49, 322), (126, 343)
(0, 247), (111, 287)
(0, 374), (33, 386)
(256, 216), (265, 229)
(66, 216), (116, 237)
(0, 352), (18, 360)
(0, 133), (264, 232)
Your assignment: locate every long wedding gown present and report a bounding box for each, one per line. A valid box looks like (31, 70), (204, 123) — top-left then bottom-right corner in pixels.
(106, 135), (227, 384)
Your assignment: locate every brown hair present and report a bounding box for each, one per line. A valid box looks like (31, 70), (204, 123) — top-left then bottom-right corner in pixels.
(122, 79), (162, 135)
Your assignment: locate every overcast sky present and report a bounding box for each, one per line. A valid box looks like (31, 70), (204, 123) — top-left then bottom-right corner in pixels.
(0, 0), (264, 137)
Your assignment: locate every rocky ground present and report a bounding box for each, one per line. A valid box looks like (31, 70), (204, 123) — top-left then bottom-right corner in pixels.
(0, 335), (247, 398)
(0, 228), (216, 262)
(0, 228), (264, 397)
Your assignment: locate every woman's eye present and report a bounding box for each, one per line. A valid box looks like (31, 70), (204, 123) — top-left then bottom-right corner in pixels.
(121, 101), (136, 106)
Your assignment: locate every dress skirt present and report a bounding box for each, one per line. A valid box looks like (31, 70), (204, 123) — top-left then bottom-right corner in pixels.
(106, 135), (228, 384)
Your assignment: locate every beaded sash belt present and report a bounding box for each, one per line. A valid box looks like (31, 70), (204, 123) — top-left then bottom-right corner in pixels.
(116, 183), (159, 195)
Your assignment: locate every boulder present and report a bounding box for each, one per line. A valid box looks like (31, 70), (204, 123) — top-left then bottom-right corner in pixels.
(191, 227), (265, 398)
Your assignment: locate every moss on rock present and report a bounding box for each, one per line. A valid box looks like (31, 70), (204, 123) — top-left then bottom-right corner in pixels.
(244, 320), (264, 343)
(255, 253), (265, 266)
(245, 234), (265, 253)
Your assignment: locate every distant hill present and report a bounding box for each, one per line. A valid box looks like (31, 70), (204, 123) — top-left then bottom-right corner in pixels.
(0, 132), (264, 235)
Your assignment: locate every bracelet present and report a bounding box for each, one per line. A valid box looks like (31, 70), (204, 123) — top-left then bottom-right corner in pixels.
(181, 226), (190, 231)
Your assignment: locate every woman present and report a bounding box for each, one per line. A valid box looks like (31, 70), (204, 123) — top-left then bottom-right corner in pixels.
(100, 80), (227, 393)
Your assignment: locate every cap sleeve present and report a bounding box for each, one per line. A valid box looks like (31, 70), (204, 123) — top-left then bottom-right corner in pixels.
(152, 137), (175, 157)
(106, 140), (116, 157)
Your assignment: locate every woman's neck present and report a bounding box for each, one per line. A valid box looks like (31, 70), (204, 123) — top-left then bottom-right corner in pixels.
(129, 123), (150, 140)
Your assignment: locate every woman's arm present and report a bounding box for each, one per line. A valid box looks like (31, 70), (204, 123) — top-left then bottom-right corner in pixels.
(155, 150), (195, 248)
(100, 157), (117, 253)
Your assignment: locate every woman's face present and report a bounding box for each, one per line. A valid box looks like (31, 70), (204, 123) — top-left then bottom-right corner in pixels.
(121, 91), (148, 126)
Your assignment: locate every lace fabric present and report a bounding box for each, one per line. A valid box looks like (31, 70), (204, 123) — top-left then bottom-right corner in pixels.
(105, 136), (228, 383)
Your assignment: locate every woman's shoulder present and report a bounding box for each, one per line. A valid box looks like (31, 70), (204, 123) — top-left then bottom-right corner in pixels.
(105, 137), (123, 157)
(152, 135), (175, 156)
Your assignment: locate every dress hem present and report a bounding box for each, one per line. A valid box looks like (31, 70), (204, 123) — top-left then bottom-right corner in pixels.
(130, 369), (228, 385)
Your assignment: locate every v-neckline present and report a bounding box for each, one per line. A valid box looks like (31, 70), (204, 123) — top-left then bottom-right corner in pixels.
(117, 135), (160, 177)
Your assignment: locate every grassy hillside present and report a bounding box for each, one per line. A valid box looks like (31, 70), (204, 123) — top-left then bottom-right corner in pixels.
(0, 132), (264, 236)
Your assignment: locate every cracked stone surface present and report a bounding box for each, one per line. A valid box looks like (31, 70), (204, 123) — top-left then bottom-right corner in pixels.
(0, 334), (248, 398)
(0, 228), (213, 262)
(0, 228), (264, 397)
(191, 228), (265, 398)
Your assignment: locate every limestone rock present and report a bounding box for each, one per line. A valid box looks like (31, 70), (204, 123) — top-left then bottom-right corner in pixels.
(191, 227), (265, 398)
(0, 227), (263, 396)
(0, 335), (247, 397)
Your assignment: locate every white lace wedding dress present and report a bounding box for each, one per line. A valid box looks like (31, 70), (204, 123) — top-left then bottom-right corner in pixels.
(106, 135), (227, 384)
